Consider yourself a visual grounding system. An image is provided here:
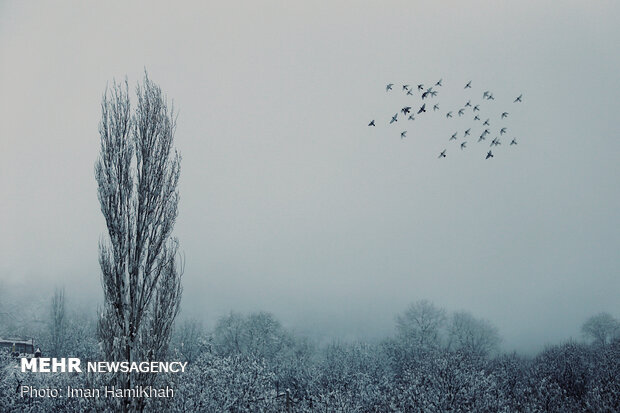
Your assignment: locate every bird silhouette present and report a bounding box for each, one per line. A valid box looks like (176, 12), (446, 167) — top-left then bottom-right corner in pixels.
(370, 80), (524, 160)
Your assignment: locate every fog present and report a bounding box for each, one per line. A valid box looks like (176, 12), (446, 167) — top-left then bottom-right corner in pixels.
(1, 1), (619, 354)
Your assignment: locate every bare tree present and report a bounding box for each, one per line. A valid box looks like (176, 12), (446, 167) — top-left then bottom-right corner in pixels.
(49, 287), (66, 356)
(213, 311), (246, 356)
(396, 300), (446, 349)
(581, 312), (619, 346)
(95, 72), (183, 412)
(0, 280), (10, 335)
(244, 312), (291, 360)
(173, 318), (207, 364)
(212, 311), (292, 360)
(446, 311), (501, 357)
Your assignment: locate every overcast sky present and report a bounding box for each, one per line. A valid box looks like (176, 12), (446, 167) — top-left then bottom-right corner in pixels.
(1, 1), (619, 353)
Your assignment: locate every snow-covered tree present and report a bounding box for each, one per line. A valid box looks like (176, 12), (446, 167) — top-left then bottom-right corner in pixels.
(95, 72), (183, 412)
(396, 300), (446, 350)
(171, 352), (277, 412)
(213, 311), (293, 361)
(213, 311), (247, 356)
(447, 311), (501, 356)
(581, 312), (619, 346)
(48, 287), (66, 357)
(172, 318), (208, 364)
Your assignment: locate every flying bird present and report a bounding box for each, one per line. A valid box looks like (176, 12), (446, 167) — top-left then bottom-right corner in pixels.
(473, 105), (480, 112)
(446, 111), (453, 118)
(407, 89), (414, 96)
(439, 149), (447, 158)
(483, 91), (490, 99)
(483, 119), (490, 126)
(408, 115), (415, 121)
(464, 128), (471, 137)
(402, 84), (410, 91)
(401, 131), (407, 139)
(417, 84), (424, 91)
(450, 132), (458, 141)
(401, 106), (412, 115)
(461, 142), (467, 150)
(478, 134), (486, 142)
(433, 104), (439, 111)
(386, 83), (394, 91)
(390, 113), (398, 124)
(482, 129), (490, 136)
(491, 138), (501, 146)
(486, 150), (494, 159)
(474, 115), (480, 121)
(487, 93), (495, 100)
(458, 108), (465, 116)
(430, 90), (438, 97)
(435, 79), (443, 87)
(514, 94), (523, 103)
(510, 138), (518, 145)
(465, 80), (472, 89)
(501, 112), (509, 119)
(500, 127), (507, 135)
(421, 91), (430, 99)
(368, 120), (375, 126)
(417, 104), (426, 114)
(465, 100), (472, 107)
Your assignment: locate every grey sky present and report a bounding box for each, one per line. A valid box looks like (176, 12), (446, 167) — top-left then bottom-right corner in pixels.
(1, 1), (619, 353)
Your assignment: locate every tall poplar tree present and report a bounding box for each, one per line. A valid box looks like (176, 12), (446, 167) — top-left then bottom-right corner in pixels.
(95, 72), (182, 412)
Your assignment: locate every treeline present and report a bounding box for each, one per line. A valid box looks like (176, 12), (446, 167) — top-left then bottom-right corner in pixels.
(1, 293), (619, 412)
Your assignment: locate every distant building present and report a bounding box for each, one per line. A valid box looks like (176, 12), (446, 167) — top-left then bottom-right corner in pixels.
(0, 338), (36, 357)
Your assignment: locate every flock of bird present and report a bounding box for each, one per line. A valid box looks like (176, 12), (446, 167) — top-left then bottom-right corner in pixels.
(368, 79), (523, 160)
